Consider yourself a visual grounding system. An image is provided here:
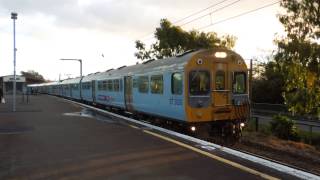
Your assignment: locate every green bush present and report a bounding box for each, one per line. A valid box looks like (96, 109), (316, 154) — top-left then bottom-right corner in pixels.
(270, 115), (299, 140)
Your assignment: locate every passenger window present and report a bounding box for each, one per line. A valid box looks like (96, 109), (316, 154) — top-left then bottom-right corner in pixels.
(114, 79), (120, 92)
(172, 73), (183, 95)
(132, 78), (137, 88)
(138, 76), (149, 93)
(107, 80), (113, 91)
(189, 70), (210, 96)
(119, 79), (123, 91)
(151, 75), (163, 94)
(102, 81), (107, 91)
(215, 71), (225, 90)
(233, 72), (246, 94)
(98, 82), (102, 91)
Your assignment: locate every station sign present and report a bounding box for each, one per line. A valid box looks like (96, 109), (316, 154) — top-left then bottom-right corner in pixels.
(3, 75), (26, 82)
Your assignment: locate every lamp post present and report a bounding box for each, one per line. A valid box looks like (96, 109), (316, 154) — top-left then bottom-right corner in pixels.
(11, 12), (17, 112)
(60, 59), (82, 99)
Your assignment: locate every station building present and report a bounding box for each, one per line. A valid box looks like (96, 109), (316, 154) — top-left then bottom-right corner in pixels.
(0, 75), (26, 94)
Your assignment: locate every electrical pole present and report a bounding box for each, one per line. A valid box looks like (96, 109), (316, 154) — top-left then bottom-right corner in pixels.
(60, 59), (83, 99)
(249, 59), (253, 120)
(11, 12), (17, 112)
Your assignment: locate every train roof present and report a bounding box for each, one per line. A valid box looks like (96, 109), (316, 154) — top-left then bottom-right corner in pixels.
(82, 49), (200, 82)
(60, 77), (82, 85)
(28, 48), (244, 86)
(27, 81), (59, 87)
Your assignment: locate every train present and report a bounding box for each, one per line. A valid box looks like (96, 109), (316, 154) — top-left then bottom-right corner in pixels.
(28, 48), (249, 139)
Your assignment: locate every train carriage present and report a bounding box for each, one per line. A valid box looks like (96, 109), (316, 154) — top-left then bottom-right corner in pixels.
(94, 70), (125, 109)
(81, 73), (99, 103)
(60, 77), (82, 100)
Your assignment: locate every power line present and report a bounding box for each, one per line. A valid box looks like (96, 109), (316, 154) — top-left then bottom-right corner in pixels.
(179, 0), (242, 27)
(199, 1), (280, 30)
(138, 0), (280, 42)
(173, 0), (230, 24)
(138, 0), (234, 40)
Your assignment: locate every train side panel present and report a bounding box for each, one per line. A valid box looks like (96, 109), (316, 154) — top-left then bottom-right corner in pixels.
(95, 79), (125, 108)
(81, 81), (93, 102)
(131, 71), (185, 122)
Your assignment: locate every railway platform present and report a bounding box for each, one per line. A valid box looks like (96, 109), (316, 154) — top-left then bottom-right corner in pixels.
(0, 94), (317, 179)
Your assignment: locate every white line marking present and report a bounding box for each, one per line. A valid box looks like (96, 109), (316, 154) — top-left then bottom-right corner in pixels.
(62, 97), (320, 180)
(144, 130), (279, 180)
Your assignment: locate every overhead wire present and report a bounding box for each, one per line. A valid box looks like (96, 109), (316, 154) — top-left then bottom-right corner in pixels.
(138, 0), (238, 40)
(138, 0), (280, 41)
(179, 0), (242, 27)
(173, 0), (230, 24)
(198, 1), (280, 30)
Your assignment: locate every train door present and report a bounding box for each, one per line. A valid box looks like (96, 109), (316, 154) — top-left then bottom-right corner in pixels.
(92, 80), (96, 103)
(213, 63), (229, 106)
(124, 76), (134, 112)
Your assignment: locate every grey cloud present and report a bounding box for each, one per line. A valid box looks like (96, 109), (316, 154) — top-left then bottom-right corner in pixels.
(0, 0), (201, 37)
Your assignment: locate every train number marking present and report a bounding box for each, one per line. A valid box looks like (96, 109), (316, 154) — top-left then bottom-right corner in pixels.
(98, 95), (114, 102)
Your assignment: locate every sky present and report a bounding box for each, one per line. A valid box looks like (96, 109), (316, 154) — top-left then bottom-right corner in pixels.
(0, 0), (285, 81)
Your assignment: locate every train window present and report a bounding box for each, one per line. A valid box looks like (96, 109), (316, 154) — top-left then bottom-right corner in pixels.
(98, 81), (102, 91)
(233, 72), (246, 94)
(119, 79), (123, 91)
(133, 78), (137, 88)
(151, 75), (163, 94)
(102, 81), (107, 91)
(107, 80), (113, 91)
(172, 73), (183, 95)
(138, 76), (149, 93)
(189, 70), (210, 95)
(215, 71), (225, 90)
(73, 84), (79, 90)
(114, 79), (120, 92)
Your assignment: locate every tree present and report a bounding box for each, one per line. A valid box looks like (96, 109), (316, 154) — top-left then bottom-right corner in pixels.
(21, 70), (46, 84)
(252, 60), (285, 104)
(274, 0), (320, 116)
(135, 19), (237, 60)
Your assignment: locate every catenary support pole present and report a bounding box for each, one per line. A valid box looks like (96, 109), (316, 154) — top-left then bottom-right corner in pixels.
(11, 12), (18, 112)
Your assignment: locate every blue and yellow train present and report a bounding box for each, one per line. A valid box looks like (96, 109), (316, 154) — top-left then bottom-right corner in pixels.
(28, 49), (249, 138)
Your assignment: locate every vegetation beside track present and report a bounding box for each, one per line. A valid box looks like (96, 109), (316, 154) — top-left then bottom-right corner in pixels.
(235, 118), (320, 175)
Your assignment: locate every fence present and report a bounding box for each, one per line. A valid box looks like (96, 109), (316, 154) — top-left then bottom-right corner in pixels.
(252, 102), (319, 121)
(250, 115), (320, 144)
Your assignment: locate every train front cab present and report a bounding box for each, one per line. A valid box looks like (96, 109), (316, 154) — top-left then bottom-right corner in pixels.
(185, 49), (249, 137)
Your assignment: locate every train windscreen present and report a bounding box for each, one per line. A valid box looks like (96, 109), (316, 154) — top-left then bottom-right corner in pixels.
(189, 70), (210, 96)
(233, 72), (246, 94)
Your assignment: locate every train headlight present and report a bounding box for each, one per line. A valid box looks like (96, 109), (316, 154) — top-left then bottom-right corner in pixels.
(190, 126), (196, 132)
(240, 123), (245, 128)
(196, 59), (203, 65)
(214, 52), (227, 58)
